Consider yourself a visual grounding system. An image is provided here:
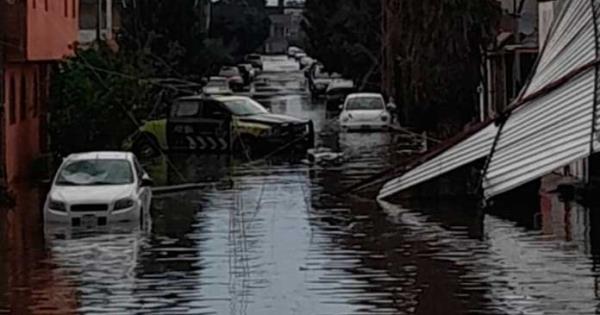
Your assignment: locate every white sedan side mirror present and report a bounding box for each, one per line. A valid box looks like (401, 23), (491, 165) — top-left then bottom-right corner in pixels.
(141, 173), (154, 187)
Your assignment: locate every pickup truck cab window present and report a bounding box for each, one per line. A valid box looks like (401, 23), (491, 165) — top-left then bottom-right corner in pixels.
(202, 100), (231, 120)
(172, 101), (201, 118)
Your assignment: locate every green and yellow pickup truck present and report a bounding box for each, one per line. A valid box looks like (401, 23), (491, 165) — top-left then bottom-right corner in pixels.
(124, 95), (315, 158)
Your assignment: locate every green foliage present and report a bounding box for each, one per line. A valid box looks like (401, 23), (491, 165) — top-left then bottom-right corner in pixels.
(119, 0), (270, 78)
(389, 0), (500, 136)
(303, 0), (381, 89)
(49, 0), (272, 156)
(119, 0), (221, 79)
(304, 0), (501, 137)
(211, 0), (271, 60)
(49, 47), (153, 156)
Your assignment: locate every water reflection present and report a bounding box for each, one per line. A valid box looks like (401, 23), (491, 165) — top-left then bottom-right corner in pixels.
(4, 56), (600, 314)
(380, 185), (600, 314)
(48, 231), (142, 314)
(0, 184), (80, 315)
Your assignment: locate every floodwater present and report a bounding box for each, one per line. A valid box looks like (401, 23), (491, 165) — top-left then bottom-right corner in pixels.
(1, 56), (600, 314)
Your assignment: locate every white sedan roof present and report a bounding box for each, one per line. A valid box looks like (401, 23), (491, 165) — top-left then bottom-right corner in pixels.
(67, 151), (133, 161)
(346, 93), (383, 99)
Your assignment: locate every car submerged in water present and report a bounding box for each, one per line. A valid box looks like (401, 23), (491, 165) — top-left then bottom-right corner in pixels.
(339, 93), (391, 131)
(325, 79), (356, 110)
(125, 95), (315, 158)
(44, 151), (153, 229)
(202, 76), (234, 96)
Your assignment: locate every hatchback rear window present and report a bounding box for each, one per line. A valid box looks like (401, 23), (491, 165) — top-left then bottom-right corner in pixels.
(345, 97), (384, 110)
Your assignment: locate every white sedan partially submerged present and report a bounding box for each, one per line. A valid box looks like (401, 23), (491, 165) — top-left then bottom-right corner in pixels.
(44, 152), (153, 228)
(339, 93), (391, 131)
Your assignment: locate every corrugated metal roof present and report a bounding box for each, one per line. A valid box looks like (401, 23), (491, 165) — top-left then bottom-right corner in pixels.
(482, 0), (598, 198)
(378, 0), (600, 201)
(483, 69), (596, 198)
(522, 0), (595, 97)
(378, 123), (498, 200)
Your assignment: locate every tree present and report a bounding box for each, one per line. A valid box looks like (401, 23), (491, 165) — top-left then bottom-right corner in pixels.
(210, 0), (271, 60)
(119, 0), (270, 78)
(304, 0), (500, 137)
(303, 0), (382, 90)
(48, 0), (273, 156)
(119, 0), (218, 79)
(48, 47), (154, 156)
(387, 0), (500, 136)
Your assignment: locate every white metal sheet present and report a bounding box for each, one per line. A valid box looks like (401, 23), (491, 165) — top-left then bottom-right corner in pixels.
(378, 123), (498, 200)
(483, 69), (596, 198)
(593, 1), (600, 152)
(595, 66), (600, 152)
(523, 0), (595, 98)
(378, 0), (599, 201)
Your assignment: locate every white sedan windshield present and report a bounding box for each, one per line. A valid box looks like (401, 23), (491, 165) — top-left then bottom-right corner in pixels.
(56, 159), (134, 186)
(346, 97), (384, 110)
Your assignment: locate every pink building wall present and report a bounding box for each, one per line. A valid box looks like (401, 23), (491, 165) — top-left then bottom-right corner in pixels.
(1, 0), (78, 185)
(3, 64), (43, 184)
(27, 0), (78, 61)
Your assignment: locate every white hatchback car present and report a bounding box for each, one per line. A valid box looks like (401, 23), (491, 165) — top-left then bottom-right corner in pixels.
(44, 152), (153, 228)
(339, 93), (391, 130)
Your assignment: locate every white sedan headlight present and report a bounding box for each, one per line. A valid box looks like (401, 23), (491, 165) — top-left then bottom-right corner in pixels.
(114, 198), (135, 211)
(341, 113), (352, 123)
(48, 199), (67, 212)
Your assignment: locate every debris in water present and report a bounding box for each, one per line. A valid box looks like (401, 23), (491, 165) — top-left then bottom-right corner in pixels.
(305, 147), (345, 166)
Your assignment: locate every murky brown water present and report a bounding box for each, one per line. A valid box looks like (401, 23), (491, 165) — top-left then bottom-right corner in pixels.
(2, 56), (600, 314)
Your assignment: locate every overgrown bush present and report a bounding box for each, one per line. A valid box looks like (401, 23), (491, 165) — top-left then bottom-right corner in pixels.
(48, 46), (153, 157)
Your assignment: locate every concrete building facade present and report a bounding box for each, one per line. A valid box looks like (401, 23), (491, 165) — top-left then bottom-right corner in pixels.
(264, 0), (305, 54)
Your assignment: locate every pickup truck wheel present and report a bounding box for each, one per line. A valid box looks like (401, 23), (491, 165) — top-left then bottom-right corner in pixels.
(133, 135), (160, 159)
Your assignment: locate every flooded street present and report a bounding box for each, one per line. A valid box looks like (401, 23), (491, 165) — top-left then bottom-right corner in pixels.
(2, 56), (600, 314)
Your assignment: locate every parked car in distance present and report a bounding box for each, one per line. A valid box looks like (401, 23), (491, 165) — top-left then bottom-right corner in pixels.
(218, 66), (245, 91)
(309, 65), (335, 98)
(294, 52), (307, 61)
(245, 53), (263, 70)
(237, 63), (256, 85)
(203, 76), (234, 96)
(44, 151), (153, 228)
(288, 46), (302, 58)
(125, 95), (315, 158)
(339, 93), (391, 131)
(299, 56), (315, 68)
(326, 79), (356, 109)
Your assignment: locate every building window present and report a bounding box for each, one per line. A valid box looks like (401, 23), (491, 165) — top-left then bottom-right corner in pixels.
(45, 0), (48, 11)
(32, 0), (36, 9)
(9, 76), (16, 125)
(20, 76), (27, 121)
(72, 0), (76, 18)
(64, 0), (68, 17)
